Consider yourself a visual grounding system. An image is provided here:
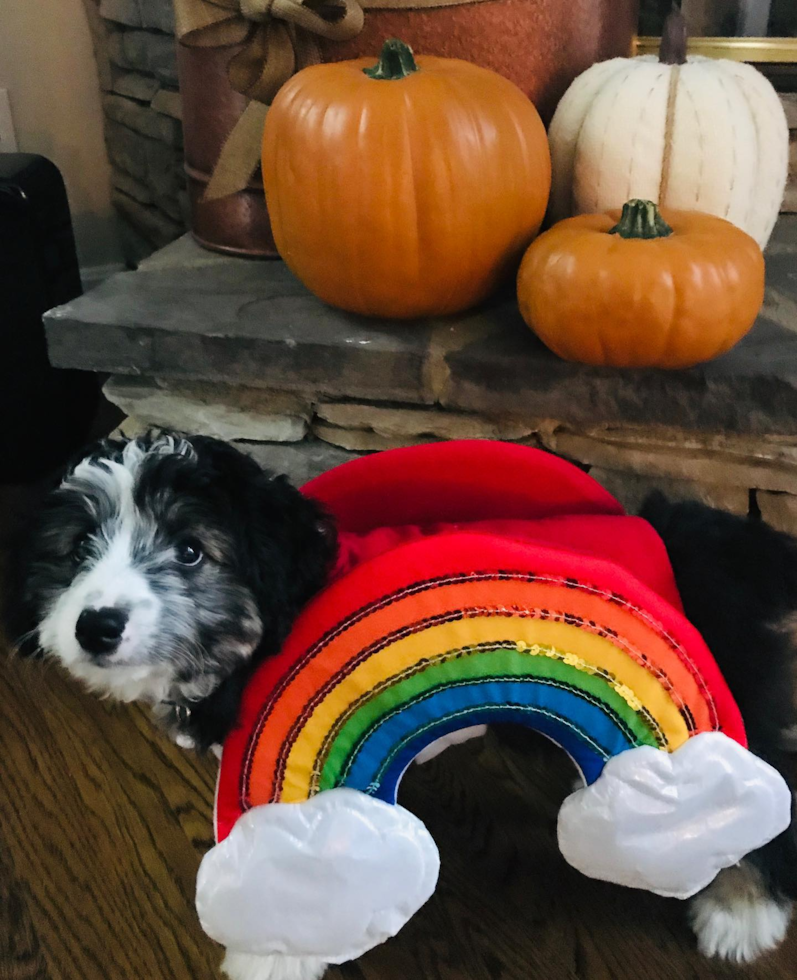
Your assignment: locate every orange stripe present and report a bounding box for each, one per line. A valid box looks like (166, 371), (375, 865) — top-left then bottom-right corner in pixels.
(246, 576), (712, 803)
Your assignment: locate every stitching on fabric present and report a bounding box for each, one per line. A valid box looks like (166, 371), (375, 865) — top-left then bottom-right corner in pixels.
(273, 607), (678, 796)
(271, 600), (685, 802)
(241, 569), (717, 808)
(309, 641), (666, 794)
(333, 675), (627, 789)
(363, 700), (612, 796)
(567, 59), (628, 216)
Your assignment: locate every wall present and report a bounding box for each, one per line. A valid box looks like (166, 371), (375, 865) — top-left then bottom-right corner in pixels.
(0, 0), (124, 274)
(89, 0), (187, 265)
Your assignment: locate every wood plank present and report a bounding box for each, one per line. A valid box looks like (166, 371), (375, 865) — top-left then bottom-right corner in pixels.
(0, 653), (221, 980)
(1, 650), (795, 980)
(0, 827), (52, 980)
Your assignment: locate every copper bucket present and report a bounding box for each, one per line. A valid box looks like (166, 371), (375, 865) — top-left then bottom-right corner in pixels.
(179, 0), (640, 257)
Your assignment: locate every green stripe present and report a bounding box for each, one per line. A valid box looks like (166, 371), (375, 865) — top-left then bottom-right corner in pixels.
(317, 646), (660, 792)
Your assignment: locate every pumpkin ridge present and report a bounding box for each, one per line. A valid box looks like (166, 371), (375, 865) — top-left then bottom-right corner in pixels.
(548, 58), (629, 222)
(723, 63), (780, 244)
(589, 66), (637, 213)
(712, 69), (741, 222)
(659, 65), (680, 204)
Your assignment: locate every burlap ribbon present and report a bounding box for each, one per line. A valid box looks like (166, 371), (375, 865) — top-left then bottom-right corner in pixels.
(174, 0), (484, 200)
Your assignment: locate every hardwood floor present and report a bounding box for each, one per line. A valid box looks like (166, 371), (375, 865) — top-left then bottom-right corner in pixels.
(1, 643), (796, 980)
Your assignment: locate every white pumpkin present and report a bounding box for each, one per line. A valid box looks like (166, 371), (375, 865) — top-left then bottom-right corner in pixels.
(548, 35), (789, 249)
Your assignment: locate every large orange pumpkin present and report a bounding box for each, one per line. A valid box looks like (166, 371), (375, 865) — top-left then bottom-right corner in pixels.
(262, 39), (551, 319)
(516, 200), (765, 369)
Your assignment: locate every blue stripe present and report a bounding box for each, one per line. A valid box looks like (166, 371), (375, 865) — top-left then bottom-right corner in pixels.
(340, 680), (635, 803)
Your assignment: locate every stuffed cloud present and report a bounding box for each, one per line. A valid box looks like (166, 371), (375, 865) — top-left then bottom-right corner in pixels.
(558, 732), (792, 900)
(196, 788), (440, 963)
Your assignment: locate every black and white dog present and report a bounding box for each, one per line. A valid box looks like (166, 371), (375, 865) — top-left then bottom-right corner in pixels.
(9, 432), (336, 751)
(8, 431), (797, 978)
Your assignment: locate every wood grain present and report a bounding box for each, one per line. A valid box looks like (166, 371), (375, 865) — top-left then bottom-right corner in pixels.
(1, 650), (796, 980)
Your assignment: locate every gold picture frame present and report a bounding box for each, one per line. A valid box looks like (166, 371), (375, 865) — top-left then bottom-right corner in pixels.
(635, 36), (797, 61)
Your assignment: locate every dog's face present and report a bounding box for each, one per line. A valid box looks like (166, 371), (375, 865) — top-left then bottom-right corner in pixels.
(16, 433), (333, 711)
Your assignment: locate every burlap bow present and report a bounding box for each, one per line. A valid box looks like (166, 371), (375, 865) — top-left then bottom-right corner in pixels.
(174, 0), (484, 201)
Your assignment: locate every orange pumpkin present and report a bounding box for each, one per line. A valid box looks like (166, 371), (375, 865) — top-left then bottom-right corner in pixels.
(262, 39), (551, 319)
(517, 200), (765, 369)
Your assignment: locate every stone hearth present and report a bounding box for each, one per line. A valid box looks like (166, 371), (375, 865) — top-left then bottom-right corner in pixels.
(44, 216), (797, 531)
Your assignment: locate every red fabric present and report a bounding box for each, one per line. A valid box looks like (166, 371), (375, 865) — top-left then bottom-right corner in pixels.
(303, 441), (624, 533)
(215, 445), (746, 841)
(333, 515), (683, 612)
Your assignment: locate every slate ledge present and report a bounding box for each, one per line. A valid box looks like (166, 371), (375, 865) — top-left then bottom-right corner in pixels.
(43, 220), (797, 532)
(46, 219), (797, 437)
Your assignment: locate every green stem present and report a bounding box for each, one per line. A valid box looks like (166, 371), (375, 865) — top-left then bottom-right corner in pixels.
(363, 38), (419, 80)
(608, 200), (673, 239)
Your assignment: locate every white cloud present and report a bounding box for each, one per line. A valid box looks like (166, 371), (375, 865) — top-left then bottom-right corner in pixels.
(196, 788), (440, 963)
(557, 732), (792, 900)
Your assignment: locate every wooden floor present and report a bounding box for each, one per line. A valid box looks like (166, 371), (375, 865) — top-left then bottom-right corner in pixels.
(0, 646), (796, 980)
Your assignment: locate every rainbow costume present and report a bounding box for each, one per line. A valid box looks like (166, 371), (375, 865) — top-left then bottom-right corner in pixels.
(195, 442), (790, 963)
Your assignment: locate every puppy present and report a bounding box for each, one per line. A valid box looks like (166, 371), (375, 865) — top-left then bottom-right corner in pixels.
(8, 431), (335, 752)
(10, 434), (797, 975)
(642, 494), (797, 964)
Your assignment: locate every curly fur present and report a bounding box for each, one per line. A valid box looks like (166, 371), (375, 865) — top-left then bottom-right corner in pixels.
(642, 494), (797, 961)
(9, 431), (336, 750)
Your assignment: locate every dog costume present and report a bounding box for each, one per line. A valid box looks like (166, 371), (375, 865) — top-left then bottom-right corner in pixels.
(195, 442), (790, 962)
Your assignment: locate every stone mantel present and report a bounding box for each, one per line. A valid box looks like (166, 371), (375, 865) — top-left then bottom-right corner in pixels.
(47, 219), (797, 437)
(43, 217), (797, 531)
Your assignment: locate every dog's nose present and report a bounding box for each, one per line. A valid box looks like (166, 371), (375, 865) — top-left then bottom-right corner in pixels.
(75, 607), (128, 656)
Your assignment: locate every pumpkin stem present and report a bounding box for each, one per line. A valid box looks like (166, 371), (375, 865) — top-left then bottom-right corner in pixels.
(659, 5), (688, 65)
(363, 38), (419, 80)
(609, 200), (674, 239)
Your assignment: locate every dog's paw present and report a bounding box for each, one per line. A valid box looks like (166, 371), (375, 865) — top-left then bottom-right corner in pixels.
(689, 865), (792, 963)
(221, 951), (327, 980)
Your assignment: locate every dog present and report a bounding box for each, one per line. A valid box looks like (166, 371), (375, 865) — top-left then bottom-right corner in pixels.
(7, 431), (336, 753)
(641, 494), (797, 964)
(8, 432), (797, 978)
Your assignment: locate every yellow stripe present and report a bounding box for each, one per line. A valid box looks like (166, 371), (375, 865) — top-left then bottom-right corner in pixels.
(280, 616), (691, 802)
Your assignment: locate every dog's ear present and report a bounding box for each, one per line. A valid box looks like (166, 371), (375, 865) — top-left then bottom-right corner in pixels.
(188, 436), (337, 640)
(251, 472), (337, 611)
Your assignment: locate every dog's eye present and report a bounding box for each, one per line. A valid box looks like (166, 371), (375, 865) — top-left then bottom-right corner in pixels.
(72, 533), (94, 565)
(175, 539), (204, 567)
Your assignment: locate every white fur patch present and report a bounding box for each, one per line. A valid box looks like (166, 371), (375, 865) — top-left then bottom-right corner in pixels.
(222, 951), (327, 980)
(690, 864), (792, 962)
(38, 519), (165, 700)
(40, 444), (189, 703)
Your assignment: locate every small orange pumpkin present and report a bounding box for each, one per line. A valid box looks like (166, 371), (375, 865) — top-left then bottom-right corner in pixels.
(262, 39), (551, 319)
(516, 200), (765, 369)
